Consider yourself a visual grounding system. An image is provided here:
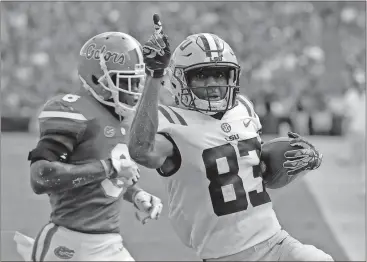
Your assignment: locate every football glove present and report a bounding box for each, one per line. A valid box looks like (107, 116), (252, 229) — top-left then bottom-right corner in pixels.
(133, 190), (163, 225)
(108, 144), (140, 186)
(143, 14), (171, 78)
(283, 131), (323, 176)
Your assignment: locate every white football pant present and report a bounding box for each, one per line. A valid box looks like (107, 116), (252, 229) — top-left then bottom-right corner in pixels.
(204, 229), (333, 261)
(14, 223), (135, 261)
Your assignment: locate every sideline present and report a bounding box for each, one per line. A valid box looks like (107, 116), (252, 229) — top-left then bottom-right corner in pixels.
(303, 136), (366, 261)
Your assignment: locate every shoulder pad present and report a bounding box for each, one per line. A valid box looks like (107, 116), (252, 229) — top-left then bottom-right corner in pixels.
(38, 94), (88, 141)
(237, 94), (262, 132)
(40, 94), (88, 119)
(237, 95), (255, 117)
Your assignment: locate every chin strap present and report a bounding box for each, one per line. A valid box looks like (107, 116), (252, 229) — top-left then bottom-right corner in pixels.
(79, 74), (91, 92)
(78, 75), (111, 103)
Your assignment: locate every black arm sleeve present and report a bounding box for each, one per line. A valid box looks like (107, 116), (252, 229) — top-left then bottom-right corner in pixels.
(28, 137), (74, 164)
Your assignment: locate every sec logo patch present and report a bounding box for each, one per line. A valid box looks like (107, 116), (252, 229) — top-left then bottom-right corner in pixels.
(54, 246), (75, 259)
(221, 123), (231, 133)
(104, 126), (116, 137)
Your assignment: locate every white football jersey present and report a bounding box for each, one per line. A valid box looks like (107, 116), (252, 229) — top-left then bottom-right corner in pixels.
(157, 95), (281, 259)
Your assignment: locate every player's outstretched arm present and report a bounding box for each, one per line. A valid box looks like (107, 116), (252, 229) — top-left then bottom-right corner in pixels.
(29, 135), (115, 195)
(30, 159), (111, 195)
(129, 14), (174, 169)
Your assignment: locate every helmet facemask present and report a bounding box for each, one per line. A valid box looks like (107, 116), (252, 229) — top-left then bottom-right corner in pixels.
(174, 63), (240, 114)
(84, 54), (145, 118)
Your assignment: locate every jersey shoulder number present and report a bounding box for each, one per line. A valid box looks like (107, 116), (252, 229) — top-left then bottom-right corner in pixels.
(40, 93), (88, 118)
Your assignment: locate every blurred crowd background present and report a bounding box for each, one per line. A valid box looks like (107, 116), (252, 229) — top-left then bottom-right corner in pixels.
(1, 1), (366, 136)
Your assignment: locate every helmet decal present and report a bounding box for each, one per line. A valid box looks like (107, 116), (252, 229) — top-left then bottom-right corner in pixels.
(78, 32), (145, 118)
(83, 43), (126, 65)
(196, 33), (224, 61)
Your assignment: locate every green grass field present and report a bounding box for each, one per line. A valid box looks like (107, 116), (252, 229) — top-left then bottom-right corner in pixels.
(1, 133), (364, 261)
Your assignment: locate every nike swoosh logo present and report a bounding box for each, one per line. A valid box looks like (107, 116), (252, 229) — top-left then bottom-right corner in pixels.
(182, 52), (192, 57)
(244, 120), (251, 127)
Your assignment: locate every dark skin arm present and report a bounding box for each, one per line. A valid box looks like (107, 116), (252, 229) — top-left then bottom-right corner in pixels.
(123, 184), (143, 203)
(31, 133), (144, 203)
(31, 158), (144, 204)
(30, 159), (111, 195)
(128, 76), (174, 169)
(30, 133), (112, 194)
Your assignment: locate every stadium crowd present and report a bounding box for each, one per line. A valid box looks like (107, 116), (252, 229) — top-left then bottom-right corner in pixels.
(1, 1), (365, 135)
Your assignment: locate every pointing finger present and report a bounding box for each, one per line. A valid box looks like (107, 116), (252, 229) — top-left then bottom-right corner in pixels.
(153, 13), (163, 35)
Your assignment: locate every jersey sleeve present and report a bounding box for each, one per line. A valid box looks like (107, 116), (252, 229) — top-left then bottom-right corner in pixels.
(157, 104), (189, 131)
(237, 94), (262, 133)
(37, 94), (88, 147)
(157, 104), (174, 132)
(156, 104), (185, 177)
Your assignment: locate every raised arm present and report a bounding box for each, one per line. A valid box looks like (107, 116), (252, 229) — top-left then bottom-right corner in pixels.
(128, 14), (174, 169)
(128, 77), (174, 168)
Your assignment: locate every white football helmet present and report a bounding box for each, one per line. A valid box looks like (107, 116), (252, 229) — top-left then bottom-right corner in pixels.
(167, 33), (241, 114)
(78, 32), (145, 117)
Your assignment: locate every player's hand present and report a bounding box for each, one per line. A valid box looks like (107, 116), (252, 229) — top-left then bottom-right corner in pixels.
(134, 190), (163, 224)
(283, 131), (323, 176)
(143, 14), (171, 78)
(109, 144), (140, 186)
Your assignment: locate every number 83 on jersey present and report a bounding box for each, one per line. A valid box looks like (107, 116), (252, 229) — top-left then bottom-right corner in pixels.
(203, 137), (271, 217)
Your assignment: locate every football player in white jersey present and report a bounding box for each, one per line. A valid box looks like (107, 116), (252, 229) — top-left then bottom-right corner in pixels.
(129, 15), (333, 261)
